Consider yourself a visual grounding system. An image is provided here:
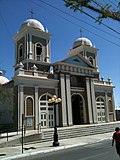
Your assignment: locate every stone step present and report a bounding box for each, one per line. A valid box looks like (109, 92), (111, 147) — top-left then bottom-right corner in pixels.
(0, 122), (119, 147)
(41, 122), (119, 142)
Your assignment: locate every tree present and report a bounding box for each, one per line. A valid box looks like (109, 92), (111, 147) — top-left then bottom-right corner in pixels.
(0, 85), (13, 106)
(0, 85), (13, 130)
(64, 0), (120, 22)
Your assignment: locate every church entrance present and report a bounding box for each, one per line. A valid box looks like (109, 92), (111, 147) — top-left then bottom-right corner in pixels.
(72, 94), (84, 125)
(96, 97), (105, 123)
(39, 94), (54, 128)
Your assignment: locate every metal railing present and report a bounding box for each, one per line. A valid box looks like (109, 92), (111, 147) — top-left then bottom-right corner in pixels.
(0, 125), (26, 142)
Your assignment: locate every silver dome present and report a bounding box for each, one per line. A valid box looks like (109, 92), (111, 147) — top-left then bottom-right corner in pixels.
(20, 19), (45, 32)
(72, 37), (92, 49)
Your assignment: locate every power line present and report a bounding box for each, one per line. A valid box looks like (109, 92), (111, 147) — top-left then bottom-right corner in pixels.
(1, 0), (119, 49)
(38, 0), (120, 36)
(0, 11), (13, 43)
(30, 0), (120, 48)
(99, 0), (118, 12)
(114, 0), (120, 3)
(80, 7), (120, 35)
(108, 0), (118, 7)
(90, 0), (120, 21)
(99, 0), (117, 11)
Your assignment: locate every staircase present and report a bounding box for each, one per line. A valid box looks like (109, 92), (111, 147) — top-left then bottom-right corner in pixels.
(41, 121), (120, 142)
(0, 121), (120, 147)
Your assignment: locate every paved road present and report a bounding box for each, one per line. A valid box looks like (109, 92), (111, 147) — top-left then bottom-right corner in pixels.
(16, 140), (119, 160)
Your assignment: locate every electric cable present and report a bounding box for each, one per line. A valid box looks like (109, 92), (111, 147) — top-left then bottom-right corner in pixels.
(30, 0), (120, 47)
(38, 0), (120, 36)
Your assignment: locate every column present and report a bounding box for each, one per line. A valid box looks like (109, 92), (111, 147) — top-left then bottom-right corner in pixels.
(18, 86), (20, 129)
(86, 77), (93, 123)
(90, 79), (97, 123)
(26, 34), (29, 58)
(112, 92), (116, 121)
(46, 39), (50, 62)
(60, 73), (67, 126)
(19, 85), (24, 129)
(55, 88), (59, 126)
(29, 34), (32, 59)
(15, 43), (17, 65)
(65, 74), (72, 126)
(35, 86), (39, 129)
(105, 92), (109, 122)
(96, 54), (99, 71)
(24, 35), (26, 59)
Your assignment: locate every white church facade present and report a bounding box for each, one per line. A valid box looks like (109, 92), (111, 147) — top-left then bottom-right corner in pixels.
(2, 18), (116, 130)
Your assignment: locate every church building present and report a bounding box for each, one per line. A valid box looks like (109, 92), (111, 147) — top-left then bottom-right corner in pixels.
(5, 18), (116, 130)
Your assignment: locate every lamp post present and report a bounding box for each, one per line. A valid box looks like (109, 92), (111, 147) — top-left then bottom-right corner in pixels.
(22, 114), (24, 153)
(48, 95), (61, 146)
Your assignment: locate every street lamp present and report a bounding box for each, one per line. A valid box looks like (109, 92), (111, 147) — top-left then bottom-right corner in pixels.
(48, 95), (61, 146)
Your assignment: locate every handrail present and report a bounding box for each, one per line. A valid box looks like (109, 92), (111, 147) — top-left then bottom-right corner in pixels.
(0, 125), (23, 134)
(0, 123), (42, 142)
(0, 125), (26, 142)
(38, 123), (41, 134)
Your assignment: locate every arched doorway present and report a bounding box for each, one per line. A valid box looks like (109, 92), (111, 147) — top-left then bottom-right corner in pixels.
(72, 94), (84, 125)
(39, 94), (54, 128)
(96, 97), (105, 123)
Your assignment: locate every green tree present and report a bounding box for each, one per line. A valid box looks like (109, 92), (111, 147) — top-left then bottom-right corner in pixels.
(0, 85), (13, 127)
(64, 0), (120, 22)
(0, 85), (13, 106)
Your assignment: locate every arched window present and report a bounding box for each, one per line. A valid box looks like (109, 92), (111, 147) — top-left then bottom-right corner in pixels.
(88, 56), (94, 65)
(36, 43), (42, 61)
(25, 97), (34, 116)
(18, 44), (23, 62)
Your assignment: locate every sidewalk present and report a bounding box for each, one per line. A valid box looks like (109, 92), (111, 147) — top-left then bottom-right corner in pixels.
(0, 132), (113, 160)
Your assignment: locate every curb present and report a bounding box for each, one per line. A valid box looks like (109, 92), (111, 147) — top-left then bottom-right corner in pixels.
(1, 143), (87, 160)
(1, 137), (112, 160)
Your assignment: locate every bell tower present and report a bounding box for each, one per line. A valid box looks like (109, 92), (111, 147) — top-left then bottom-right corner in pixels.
(68, 37), (99, 73)
(13, 19), (52, 72)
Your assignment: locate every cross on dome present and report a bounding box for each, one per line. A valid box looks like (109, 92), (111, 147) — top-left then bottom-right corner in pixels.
(80, 29), (83, 38)
(29, 9), (35, 19)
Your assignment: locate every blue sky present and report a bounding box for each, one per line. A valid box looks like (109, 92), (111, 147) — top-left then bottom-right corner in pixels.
(0, 0), (120, 107)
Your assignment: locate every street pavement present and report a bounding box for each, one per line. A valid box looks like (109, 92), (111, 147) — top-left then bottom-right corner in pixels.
(0, 132), (113, 160)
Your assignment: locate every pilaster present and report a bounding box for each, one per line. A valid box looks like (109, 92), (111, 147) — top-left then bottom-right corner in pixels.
(105, 92), (109, 122)
(46, 39), (50, 62)
(15, 43), (17, 64)
(86, 77), (93, 123)
(28, 34), (32, 59)
(60, 73), (67, 126)
(65, 74), (72, 126)
(55, 88), (59, 126)
(90, 79), (97, 123)
(35, 86), (39, 129)
(18, 85), (24, 129)
(24, 35), (26, 59)
(26, 34), (29, 58)
(112, 92), (116, 121)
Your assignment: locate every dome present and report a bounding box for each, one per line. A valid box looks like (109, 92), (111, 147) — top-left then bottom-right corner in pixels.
(20, 19), (45, 32)
(0, 76), (9, 84)
(0, 71), (9, 84)
(72, 37), (92, 49)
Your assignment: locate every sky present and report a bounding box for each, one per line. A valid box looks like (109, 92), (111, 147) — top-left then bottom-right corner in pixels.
(0, 0), (120, 108)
